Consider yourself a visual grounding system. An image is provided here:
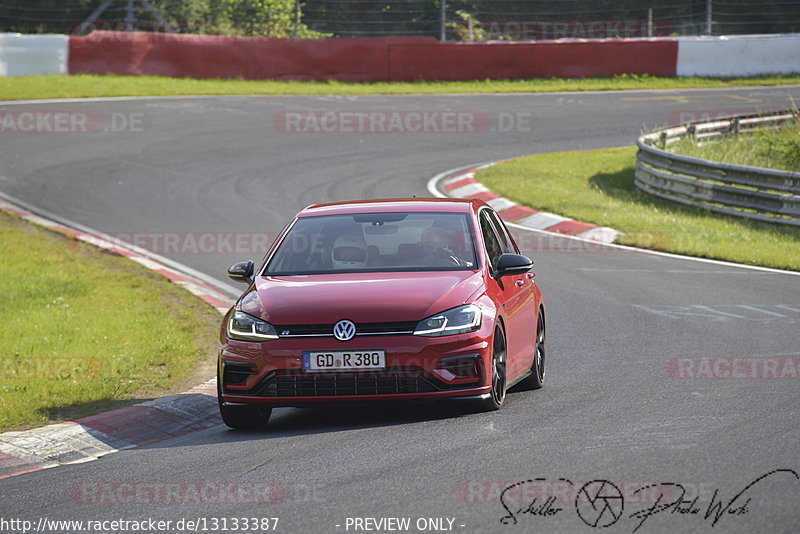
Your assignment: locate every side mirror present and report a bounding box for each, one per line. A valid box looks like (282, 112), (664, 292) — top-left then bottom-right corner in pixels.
(494, 253), (533, 278)
(227, 260), (254, 283)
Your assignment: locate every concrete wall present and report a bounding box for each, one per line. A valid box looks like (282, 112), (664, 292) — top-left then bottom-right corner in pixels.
(0, 33), (68, 76)
(677, 34), (800, 77)
(4, 31), (799, 80)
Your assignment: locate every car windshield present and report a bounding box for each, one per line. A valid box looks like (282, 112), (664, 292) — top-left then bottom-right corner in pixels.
(264, 212), (477, 275)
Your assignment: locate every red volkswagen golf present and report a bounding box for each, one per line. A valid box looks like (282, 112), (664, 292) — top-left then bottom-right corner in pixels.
(218, 198), (545, 428)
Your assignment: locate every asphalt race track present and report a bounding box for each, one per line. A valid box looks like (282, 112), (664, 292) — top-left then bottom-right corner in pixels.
(1, 87), (799, 533)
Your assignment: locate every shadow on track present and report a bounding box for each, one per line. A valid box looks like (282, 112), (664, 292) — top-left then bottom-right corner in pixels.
(143, 387), (536, 448)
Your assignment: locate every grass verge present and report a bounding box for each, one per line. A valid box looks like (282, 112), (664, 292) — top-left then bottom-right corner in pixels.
(1, 74), (800, 100)
(478, 146), (800, 271)
(669, 127), (800, 172)
(0, 210), (222, 431)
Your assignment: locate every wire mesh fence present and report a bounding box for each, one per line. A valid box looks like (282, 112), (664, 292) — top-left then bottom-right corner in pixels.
(2, 1), (800, 40)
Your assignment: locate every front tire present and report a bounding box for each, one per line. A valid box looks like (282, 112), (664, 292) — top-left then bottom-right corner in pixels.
(477, 326), (507, 411)
(217, 374), (272, 429)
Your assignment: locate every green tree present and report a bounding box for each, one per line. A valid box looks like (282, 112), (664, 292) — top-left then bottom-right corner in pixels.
(151, 0), (327, 38)
(0, 0), (326, 38)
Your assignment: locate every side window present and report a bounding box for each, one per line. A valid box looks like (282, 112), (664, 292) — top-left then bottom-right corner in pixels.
(479, 211), (503, 269)
(486, 209), (517, 254)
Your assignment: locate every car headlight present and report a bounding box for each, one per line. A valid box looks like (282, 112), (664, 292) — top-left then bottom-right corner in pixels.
(227, 310), (279, 341)
(414, 304), (482, 337)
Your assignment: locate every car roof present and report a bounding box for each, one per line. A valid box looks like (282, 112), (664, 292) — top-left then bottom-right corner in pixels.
(298, 198), (484, 217)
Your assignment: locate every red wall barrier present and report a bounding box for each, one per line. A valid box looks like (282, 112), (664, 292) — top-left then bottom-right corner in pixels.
(68, 31), (678, 81)
(68, 32), (437, 81)
(388, 39), (678, 80)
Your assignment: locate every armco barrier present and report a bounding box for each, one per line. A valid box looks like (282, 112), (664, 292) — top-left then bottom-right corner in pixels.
(68, 31), (678, 81)
(635, 111), (800, 227)
(0, 33), (68, 76)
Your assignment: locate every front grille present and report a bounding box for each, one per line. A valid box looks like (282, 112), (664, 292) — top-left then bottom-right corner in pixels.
(356, 321), (418, 334)
(275, 321), (417, 338)
(275, 324), (331, 337)
(231, 367), (476, 397)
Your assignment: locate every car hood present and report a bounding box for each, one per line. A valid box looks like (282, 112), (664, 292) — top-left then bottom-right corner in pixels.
(240, 271), (484, 325)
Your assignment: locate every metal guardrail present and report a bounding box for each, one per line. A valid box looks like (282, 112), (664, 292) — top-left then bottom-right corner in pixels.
(635, 111), (800, 227)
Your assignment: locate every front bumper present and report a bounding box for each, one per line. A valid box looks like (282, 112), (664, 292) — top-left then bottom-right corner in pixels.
(219, 328), (492, 407)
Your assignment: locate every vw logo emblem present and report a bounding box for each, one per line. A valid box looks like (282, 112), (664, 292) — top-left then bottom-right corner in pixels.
(333, 319), (356, 342)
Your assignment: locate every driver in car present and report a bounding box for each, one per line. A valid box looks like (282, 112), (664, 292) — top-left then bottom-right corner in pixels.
(418, 226), (469, 266)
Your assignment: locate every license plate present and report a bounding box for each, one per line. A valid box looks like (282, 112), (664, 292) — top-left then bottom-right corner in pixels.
(302, 350), (386, 371)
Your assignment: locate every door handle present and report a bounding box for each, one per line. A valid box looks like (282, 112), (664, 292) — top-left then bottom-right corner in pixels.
(526, 273), (535, 279)
(515, 279), (525, 287)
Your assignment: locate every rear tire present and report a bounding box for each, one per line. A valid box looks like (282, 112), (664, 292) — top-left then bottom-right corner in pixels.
(217, 373), (271, 429)
(477, 326), (507, 412)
